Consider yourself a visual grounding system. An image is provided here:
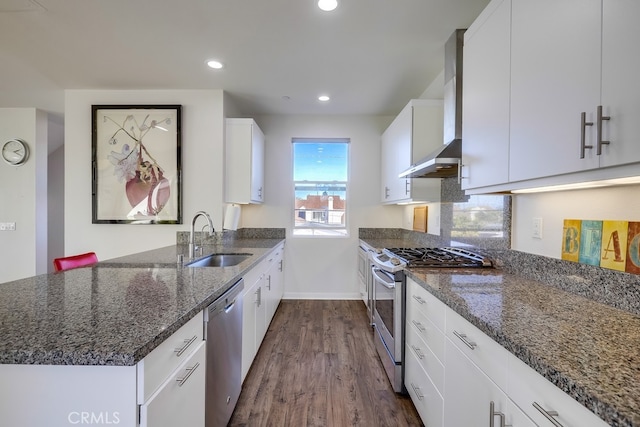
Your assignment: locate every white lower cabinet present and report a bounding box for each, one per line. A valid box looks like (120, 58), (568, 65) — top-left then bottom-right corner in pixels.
(140, 341), (206, 427)
(508, 354), (609, 427)
(406, 278), (608, 427)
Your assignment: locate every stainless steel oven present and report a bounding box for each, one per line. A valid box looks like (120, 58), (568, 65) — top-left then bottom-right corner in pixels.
(371, 264), (404, 392)
(369, 246), (492, 394)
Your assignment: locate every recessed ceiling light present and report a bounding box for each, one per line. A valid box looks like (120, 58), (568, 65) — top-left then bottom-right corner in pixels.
(206, 60), (224, 69)
(318, 95), (330, 102)
(318, 0), (338, 12)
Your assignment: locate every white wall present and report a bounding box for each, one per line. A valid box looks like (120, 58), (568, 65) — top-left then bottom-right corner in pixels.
(64, 90), (226, 260)
(247, 114), (403, 299)
(512, 184), (640, 258)
(0, 108), (48, 282)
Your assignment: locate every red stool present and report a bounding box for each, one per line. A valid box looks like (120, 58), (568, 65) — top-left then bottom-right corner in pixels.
(53, 252), (98, 272)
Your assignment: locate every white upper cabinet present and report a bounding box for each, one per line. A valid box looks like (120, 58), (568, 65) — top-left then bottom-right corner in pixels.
(509, 0), (602, 182)
(600, 0), (640, 168)
(381, 99), (443, 204)
(461, 0), (511, 190)
(225, 118), (265, 204)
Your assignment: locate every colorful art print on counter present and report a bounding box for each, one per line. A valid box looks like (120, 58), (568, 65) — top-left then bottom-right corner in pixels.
(561, 219), (581, 262)
(625, 222), (640, 274)
(600, 220), (628, 272)
(578, 220), (602, 266)
(91, 105), (182, 224)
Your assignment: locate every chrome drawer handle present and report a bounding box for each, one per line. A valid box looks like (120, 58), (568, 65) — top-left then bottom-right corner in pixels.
(596, 105), (610, 155)
(412, 320), (426, 332)
(533, 402), (563, 427)
(453, 330), (477, 350)
(412, 295), (426, 305)
(411, 345), (425, 360)
(410, 383), (424, 400)
(176, 362), (200, 387)
(580, 112), (593, 159)
(490, 401), (510, 427)
(175, 335), (198, 357)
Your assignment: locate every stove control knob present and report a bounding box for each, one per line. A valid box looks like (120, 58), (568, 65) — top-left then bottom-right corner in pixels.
(390, 258), (401, 266)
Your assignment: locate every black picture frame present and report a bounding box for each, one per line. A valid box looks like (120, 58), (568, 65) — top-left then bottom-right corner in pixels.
(91, 105), (182, 224)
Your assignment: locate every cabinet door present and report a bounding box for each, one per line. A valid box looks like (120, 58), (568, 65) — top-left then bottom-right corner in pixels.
(142, 342), (206, 427)
(250, 123), (265, 203)
(241, 279), (258, 382)
(461, 0), (511, 190)
(509, 0), (601, 182)
(444, 338), (509, 427)
(600, 0), (640, 168)
(381, 107), (411, 202)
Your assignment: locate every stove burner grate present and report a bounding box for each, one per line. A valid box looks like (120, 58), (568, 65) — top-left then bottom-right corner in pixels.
(384, 247), (492, 268)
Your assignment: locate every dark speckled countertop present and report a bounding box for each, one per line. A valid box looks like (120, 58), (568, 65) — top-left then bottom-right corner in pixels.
(0, 239), (283, 367)
(361, 238), (639, 427)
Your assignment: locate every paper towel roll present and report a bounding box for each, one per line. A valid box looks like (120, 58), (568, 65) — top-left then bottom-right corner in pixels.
(223, 204), (241, 230)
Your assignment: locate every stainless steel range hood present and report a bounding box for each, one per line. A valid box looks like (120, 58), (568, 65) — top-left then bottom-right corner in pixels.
(400, 29), (465, 179)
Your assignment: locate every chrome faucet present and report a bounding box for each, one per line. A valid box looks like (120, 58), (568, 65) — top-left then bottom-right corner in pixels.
(189, 211), (215, 259)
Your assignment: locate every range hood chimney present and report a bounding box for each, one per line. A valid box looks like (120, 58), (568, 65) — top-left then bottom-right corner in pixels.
(400, 29), (465, 179)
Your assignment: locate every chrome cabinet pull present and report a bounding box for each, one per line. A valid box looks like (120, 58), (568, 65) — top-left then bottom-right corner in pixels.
(176, 362), (200, 387)
(267, 275), (272, 290)
(412, 295), (426, 305)
(596, 105), (610, 155)
(174, 335), (198, 357)
(533, 402), (563, 427)
(453, 330), (477, 350)
(405, 179), (411, 196)
(412, 320), (426, 332)
(490, 401), (510, 427)
(580, 112), (594, 158)
(411, 344), (425, 359)
(410, 383), (424, 400)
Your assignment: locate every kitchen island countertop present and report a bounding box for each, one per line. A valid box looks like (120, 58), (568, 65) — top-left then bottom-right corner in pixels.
(0, 239), (284, 367)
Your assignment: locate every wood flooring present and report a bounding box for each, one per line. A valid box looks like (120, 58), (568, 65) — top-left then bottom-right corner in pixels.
(229, 300), (423, 427)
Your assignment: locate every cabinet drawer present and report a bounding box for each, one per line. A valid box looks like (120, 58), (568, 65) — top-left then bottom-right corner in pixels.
(406, 326), (445, 393)
(138, 312), (204, 403)
(445, 308), (510, 391)
(407, 303), (445, 364)
(508, 355), (609, 427)
(141, 341), (206, 427)
(407, 278), (446, 333)
(405, 346), (444, 427)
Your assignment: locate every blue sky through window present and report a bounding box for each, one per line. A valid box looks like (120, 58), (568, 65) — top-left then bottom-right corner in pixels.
(293, 140), (348, 182)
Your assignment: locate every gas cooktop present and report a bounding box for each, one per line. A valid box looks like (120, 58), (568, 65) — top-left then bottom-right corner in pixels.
(384, 247), (493, 268)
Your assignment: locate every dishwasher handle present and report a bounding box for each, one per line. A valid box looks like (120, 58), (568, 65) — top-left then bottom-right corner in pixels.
(206, 278), (245, 320)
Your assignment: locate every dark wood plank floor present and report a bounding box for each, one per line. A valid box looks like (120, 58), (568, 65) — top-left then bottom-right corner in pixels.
(229, 300), (423, 427)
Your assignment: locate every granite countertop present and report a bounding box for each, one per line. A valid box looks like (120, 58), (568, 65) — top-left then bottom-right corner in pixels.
(361, 237), (639, 426)
(0, 239), (284, 367)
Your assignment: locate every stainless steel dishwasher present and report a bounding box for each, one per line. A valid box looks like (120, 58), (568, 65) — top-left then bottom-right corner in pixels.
(204, 278), (244, 427)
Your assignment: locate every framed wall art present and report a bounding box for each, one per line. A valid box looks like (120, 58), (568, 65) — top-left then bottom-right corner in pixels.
(92, 105), (182, 224)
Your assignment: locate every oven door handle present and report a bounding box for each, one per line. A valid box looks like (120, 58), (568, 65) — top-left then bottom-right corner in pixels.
(372, 268), (396, 289)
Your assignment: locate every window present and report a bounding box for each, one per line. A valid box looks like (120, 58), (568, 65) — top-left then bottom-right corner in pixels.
(293, 139), (349, 236)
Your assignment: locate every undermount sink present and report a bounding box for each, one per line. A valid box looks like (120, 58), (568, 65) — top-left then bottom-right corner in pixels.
(187, 253), (252, 268)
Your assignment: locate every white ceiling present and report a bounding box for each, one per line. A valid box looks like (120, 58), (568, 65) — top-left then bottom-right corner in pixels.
(0, 0), (489, 118)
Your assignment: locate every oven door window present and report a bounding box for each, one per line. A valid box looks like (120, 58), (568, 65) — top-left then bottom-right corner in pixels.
(373, 268), (396, 339)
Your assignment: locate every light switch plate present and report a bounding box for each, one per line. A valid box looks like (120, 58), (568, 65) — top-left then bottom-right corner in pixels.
(0, 222), (16, 231)
(532, 217), (543, 239)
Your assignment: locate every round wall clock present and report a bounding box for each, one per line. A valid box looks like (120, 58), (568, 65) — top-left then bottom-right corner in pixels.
(2, 139), (29, 166)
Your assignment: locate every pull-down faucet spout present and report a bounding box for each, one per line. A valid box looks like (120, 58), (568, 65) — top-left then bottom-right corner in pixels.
(189, 211), (215, 259)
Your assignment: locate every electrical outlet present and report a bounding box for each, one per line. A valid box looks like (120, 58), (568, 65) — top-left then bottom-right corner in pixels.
(0, 222), (16, 231)
(532, 217), (543, 239)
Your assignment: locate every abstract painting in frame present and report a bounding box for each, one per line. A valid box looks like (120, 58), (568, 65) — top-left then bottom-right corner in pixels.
(92, 105), (182, 224)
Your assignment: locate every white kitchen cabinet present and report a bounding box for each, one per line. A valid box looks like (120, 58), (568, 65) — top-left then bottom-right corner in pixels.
(405, 343), (444, 427)
(508, 354), (609, 427)
(225, 118), (265, 204)
(509, 0), (602, 182)
(380, 99), (443, 204)
(461, 0), (511, 190)
(140, 342), (206, 427)
(264, 243), (284, 326)
(241, 261), (266, 382)
(599, 0), (640, 168)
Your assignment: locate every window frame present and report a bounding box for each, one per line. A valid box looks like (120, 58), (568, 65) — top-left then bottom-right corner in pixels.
(292, 138), (350, 238)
